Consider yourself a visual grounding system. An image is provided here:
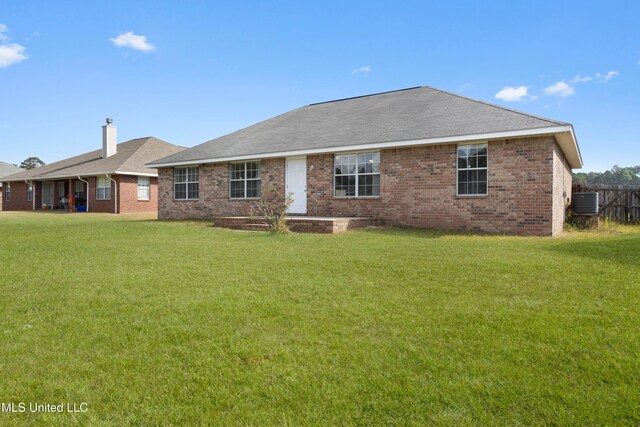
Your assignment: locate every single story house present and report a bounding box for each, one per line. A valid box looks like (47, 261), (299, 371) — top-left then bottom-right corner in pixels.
(2, 119), (184, 214)
(148, 87), (582, 236)
(0, 161), (22, 211)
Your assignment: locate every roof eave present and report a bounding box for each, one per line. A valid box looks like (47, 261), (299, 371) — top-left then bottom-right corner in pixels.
(2, 170), (158, 181)
(555, 125), (583, 169)
(147, 125), (583, 169)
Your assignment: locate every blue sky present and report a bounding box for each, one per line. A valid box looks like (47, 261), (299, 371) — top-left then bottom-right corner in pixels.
(0, 1), (638, 172)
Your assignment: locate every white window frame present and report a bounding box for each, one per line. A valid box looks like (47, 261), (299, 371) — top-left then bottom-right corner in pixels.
(229, 161), (261, 199)
(174, 167), (199, 200)
(5, 183), (10, 201)
(96, 176), (111, 200)
(456, 143), (488, 196)
(137, 176), (150, 201)
(334, 151), (381, 198)
(26, 183), (33, 201)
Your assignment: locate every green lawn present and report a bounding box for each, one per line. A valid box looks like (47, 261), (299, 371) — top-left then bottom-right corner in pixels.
(0, 212), (638, 425)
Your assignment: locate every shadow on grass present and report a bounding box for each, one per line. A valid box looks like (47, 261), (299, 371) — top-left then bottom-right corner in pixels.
(545, 234), (640, 267)
(355, 225), (514, 239)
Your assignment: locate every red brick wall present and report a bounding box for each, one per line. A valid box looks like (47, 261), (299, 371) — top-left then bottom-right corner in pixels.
(552, 142), (573, 235)
(158, 159), (285, 220)
(306, 137), (559, 235)
(85, 175), (159, 214)
(1, 181), (37, 211)
(117, 175), (158, 213)
(157, 136), (569, 236)
(1, 175), (159, 214)
(85, 176), (116, 213)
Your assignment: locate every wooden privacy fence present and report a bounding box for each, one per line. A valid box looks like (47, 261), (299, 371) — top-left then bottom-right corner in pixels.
(572, 184), (640, 222)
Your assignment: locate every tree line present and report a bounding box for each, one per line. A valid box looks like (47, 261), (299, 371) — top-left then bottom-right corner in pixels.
(573, 165), (640, 186)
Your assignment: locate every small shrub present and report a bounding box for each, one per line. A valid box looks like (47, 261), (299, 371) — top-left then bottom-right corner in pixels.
(564, 205), (584, 231)
(251, 189), (294, 233)
(565, 206), (620, 233)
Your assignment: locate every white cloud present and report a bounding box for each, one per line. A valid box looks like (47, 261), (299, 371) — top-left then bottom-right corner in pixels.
(596, 70), (619, 82)
(0, 43), (28, 68)
(543, 81), (575, 97)
(0, 24), (8, 41)
(350, 65), (370, 75)
(570, 75), (593, 83)
(494, 86), (529, 102)
(110, 31), (155, 52)
(0, 25), (28, 68)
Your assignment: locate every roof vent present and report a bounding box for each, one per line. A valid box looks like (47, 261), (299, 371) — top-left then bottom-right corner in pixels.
(106, 118), (113, 125)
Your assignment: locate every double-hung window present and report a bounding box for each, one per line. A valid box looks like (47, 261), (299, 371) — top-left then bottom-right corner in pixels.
(457, 144), (488, 196)
(5, 183), (10, 201)
(174, 167), (199, 200)
(137, 176), (150, 200)
(230, 162), (261, 199)
(334, 152), (380, 197)
(96, 176), (111, 200)
(26, 183), (33, 201)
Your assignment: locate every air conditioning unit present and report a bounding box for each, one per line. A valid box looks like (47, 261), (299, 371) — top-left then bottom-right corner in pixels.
(573, 192), (599, 215)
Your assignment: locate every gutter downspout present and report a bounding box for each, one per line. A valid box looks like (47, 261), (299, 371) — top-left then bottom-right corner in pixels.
(106, 174), (118, 214)
(25, 180), (35, 211)
(78, 176), (89, 212)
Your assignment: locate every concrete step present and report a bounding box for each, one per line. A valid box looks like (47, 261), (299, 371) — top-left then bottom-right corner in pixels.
(240, 223), (270, 231)
(213, 216), (381, 233)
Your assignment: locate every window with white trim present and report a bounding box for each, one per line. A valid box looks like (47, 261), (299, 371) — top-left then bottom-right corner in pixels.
(96, 176), (111, 200)
(230, 162), (261, 199)
(26, 183), (33, 201)
(5, 183), (10, 201)
(457, 144), (488, 196)
(137, 176), (150, 200)
(334, 152), (380, 197)
(174, 167), (199, 200)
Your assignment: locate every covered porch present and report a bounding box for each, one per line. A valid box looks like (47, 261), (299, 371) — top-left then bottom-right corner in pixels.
(35, 178), (89, 211)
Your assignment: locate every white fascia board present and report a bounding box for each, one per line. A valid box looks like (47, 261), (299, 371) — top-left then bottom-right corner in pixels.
(114, 171), (158, 177)
(3, 171), (159, 181)
(3, 176), (38, 182)
(147, 125), (578, 168)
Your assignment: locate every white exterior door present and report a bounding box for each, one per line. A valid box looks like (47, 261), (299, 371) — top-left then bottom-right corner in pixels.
(286, 157), (307, 214)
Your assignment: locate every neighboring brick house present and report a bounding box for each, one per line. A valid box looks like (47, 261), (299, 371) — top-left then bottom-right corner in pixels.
(2, 120), (184, 214)
(0, 161), (22, 211)
(148, 87), (582, 236)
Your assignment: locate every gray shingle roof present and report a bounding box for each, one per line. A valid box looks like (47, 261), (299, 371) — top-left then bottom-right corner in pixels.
(0, 162), (21, 179)
(149, 86), (572, 166)
(3, 137), (184, 182)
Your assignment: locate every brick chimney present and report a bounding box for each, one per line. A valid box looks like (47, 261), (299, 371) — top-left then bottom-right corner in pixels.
(102, 118), (116, 158)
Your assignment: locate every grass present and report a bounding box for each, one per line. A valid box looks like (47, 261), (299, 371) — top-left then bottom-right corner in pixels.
(0, 212), (638, 425)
